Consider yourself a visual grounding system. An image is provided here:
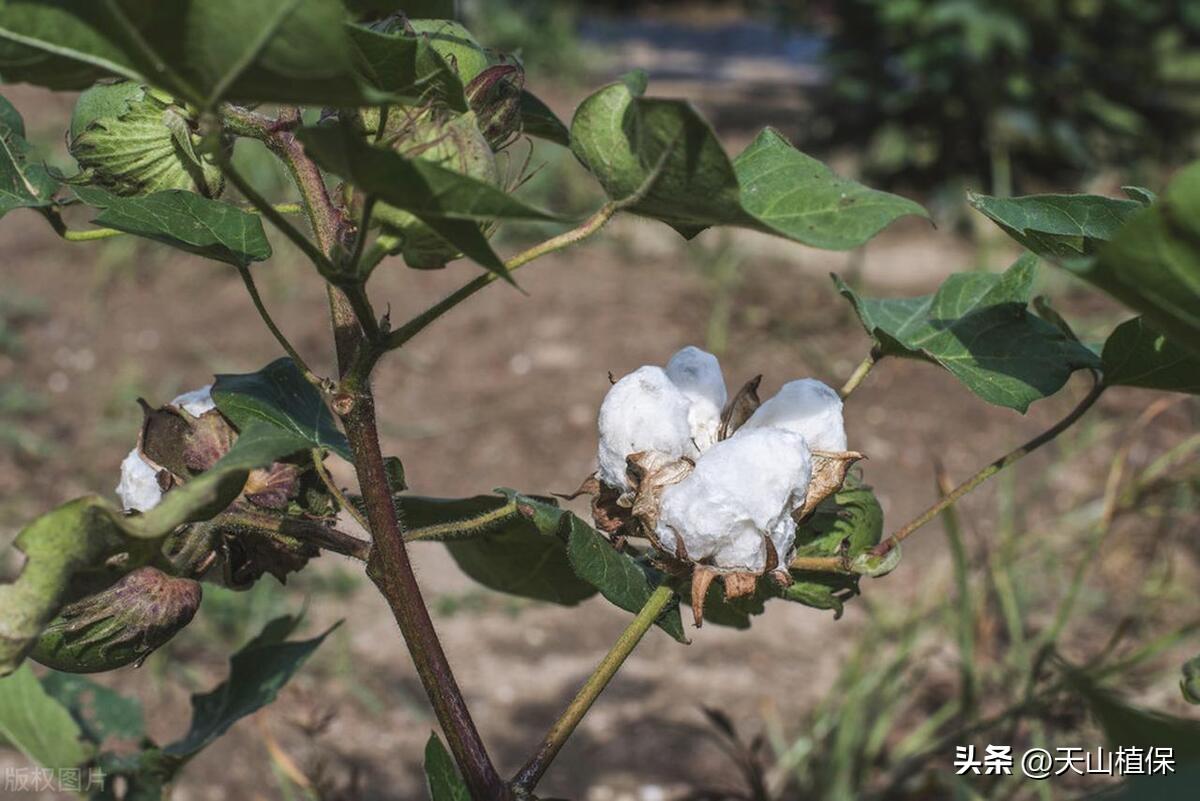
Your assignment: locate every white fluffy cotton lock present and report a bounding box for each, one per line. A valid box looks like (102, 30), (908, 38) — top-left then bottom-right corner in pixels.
(665, 346), (727, 451)
(655, 427), (813, 572)
(116, 448), (164, 512)
(739, 379), (847, 452)
(172, 384), (216, 417)
(597, 366), (698, 489)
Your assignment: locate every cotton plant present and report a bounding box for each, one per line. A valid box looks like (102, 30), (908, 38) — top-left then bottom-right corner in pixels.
(0, 4), (1190, 800)
(586, 347), (864, 623)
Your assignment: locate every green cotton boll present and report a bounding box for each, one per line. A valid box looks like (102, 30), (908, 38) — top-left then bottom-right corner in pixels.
(407, 19), (492, 84)
(69, 81), (224, 198)
(373, 108), (500, 269)
(31, 567), (202, 674)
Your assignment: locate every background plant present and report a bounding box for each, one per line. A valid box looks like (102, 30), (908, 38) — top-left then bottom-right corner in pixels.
(0, 2), (1196, 800)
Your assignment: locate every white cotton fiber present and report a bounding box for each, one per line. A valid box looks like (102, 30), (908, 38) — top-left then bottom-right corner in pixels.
(116, 448), (163, 512)
(739, 379), (847, 452)
(172, 384), (216, 417)
(665, 346), (727, 451)
(655, 427), (812, 572)
(597, 366), (697, 489)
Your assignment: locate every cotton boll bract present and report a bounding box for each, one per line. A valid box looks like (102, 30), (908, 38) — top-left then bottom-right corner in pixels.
(116, 448), (163, 512)
(171, 384), (216, 417)
(739, 379), (847, 452)
(597, 366), (697, 490)
(665, 346), (727, 451)
(655, 427), (812, 572)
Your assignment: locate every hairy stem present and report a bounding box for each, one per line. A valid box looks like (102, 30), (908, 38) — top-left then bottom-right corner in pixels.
(513, 583), (676, 792)
(341, 395), (508, 800)
(236, 266), (319, 385)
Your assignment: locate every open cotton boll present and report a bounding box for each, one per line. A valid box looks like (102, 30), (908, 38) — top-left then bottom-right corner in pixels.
(655, 427), (812, 572)
(739, 379), (847, 452)
(665, 346), (727, 451)
(597, 366), (697, 489)
(116, 448), (163, 512)
(171, 384), (216, 417)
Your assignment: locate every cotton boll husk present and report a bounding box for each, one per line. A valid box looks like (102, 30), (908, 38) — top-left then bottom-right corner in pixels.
(171, 384), (216, 417)
(597, 366), (697, 490)
(655, 427), (812, 572)
(665, 346), (727, 451)
(739, 379), (847, 452)
(116, 448), (163, 512)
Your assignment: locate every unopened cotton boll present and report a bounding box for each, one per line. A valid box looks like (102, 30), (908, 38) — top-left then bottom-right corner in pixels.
(739, 379), (847, 452)
(171, 384), (216, 417)
(655, 427), (812, 572)
(665, 346), (727, 451)
(116, 448), (163, 512)
(597, 366), (697, 490)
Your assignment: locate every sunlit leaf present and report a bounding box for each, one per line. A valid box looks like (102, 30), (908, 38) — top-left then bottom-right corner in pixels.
(968, 191), (1141, 258)
(79, 188), (271, 267)
(570, 73), (926, 247)
(836, 254), (1101, 411)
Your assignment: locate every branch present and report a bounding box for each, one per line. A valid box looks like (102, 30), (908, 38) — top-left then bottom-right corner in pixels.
(872, 374), (1106, 557)
(512, 583), (676, 793)
(311, 447), (371, 533)
(839, 347), (881, 398)
(236, 265), (320, 386)
(340, 394), (508, 800)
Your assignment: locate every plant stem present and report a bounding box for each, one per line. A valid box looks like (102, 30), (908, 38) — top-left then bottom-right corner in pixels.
(383, 200), (626, 353)
(872, 376), (1106, 557)
(341, 395), (508, 800)
(311, 448), (371, 533)
(236, 265), (320, 385)
(839, 348), (880, 398)
(786, 374), (1107, 573)
(513, 583), (676, 792)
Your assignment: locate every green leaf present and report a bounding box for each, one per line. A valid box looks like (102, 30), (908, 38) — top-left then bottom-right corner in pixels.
(1078, 162), (1200, 357)
(0, 0), (374, 107)
(0, 466), (248, 675)
(1085, 765), (1200, 801)
(0, 92), (57, 218)
(1101, 317), (1200, 394)
(836, 254), (1101, 411)
(424, 733), (469, 801)
(413, 492), (597, 605)
(296, 123), (566, 279)
(968, 191), (1142, 258)
(1182, 653), (1200, 706)
(346, 22), (466, 111)
(80, 188), (271, 267)
(0, 664), (94, 769)
(570, 75), (925, 247)
(41, 671), (144, 744)
(163, 615), (335, 758)
(519, 89), (569, 147)
(213, 357), (351, 460)
(564, 513), (687, 643)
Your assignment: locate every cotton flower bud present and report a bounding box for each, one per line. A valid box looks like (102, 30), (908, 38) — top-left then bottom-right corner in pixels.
(739, 378), (847, 452)
(69, 81), (224, 198)
(31, 567), (201, 673)
(407, 18), (492, 84)
(597, 366), (698, 491)
(665, 346), (727, 451)
(656, 428), (812, 574)
(465, 63), (525, 151)
(372, 106), (500, 269)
